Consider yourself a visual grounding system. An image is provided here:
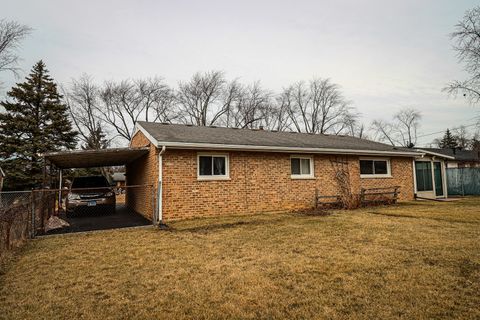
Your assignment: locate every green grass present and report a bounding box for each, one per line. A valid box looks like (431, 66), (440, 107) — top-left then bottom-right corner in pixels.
(0, 198), (479, 319)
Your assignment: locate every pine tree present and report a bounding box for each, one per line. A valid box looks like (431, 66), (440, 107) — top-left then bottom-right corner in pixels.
(81, 124), (110, 150)
(439, 129), (458, 149)
(0, 61), (77, 190)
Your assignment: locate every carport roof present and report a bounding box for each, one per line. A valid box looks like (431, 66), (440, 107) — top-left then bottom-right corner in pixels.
(43, 147), (149, 169)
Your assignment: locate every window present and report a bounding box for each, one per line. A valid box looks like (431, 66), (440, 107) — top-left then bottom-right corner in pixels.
(415, 161), (433, 191)
(359, 159), (391, 177)
(291, 156), (314, 178)
(198, 154), (229, 180)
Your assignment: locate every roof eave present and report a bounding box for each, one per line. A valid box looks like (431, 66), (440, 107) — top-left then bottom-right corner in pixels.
(132, 122), (160, 147)
(134, 122), (423, 157)
(415, 149), (456, 160)
(153, 141), (422, 157)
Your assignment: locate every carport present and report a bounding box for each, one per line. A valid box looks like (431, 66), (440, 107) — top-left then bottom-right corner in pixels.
(39, 147), (153, 234)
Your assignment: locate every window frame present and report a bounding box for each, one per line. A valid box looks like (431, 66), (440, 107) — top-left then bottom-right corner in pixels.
(290, 155), (315, 179)
(414, 159), (434, 192)
(197, 153), (230, 181)
(359, 157), (392, 178)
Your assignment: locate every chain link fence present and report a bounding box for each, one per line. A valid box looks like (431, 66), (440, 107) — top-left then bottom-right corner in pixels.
(1, 184), (154, 262)
(0, 191), (32, 262)
(446, 168), (480, 196)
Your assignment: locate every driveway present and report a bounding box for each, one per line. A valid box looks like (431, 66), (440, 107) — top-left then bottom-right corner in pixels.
(51, 204), (151, 233)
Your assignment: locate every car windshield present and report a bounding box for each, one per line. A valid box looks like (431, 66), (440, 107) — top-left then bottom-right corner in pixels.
(71, 176), (109, 189)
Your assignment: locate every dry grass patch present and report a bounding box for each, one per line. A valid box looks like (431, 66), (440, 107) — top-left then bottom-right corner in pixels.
(0, 198), (479, 319)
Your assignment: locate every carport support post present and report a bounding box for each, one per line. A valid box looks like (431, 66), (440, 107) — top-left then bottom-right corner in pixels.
(31, 191), (35, 238)
(58, 169), (63, 213)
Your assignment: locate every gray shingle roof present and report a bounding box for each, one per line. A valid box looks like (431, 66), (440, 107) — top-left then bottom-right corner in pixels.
(137, 122), (421, 156)
(420, 148), (480, 162)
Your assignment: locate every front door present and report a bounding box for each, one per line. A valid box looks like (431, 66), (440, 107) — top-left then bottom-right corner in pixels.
(434, 162), (444, 197)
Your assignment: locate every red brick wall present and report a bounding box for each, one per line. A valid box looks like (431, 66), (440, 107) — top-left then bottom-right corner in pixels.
(126, 131), (415, 221)
(357, 157), (414, 200)
(126, 131), (158, 220)
(161, 150), (415, 221)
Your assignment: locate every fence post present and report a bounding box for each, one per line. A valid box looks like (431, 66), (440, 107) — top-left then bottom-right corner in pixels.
(30, 191), (35, 238)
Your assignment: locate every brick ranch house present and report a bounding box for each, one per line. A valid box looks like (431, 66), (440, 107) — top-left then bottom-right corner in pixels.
(127, 121), (426, 222)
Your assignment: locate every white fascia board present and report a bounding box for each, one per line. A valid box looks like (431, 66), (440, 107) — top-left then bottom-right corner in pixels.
(152, 140), (422, 157)
(130, 123), (160, 147)
(415, 149), (456, 160)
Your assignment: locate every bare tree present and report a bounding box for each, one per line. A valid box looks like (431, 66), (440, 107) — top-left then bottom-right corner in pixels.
(176, 71), (243, 126)
(64, 74), (110, 149)
(136, 78), (178, 123)
(260, 94), (292, 131)
(98, 78), (175, 141)
(346, 122), (368, 139)
(453, 125), (470, 149)
(282, 78), (358, 134)
(371, 108), (421, 147)
(224, 81), (272, 129)
(395, 108), (422, 147)
(0, 20), (31, 83)
(471, 131), (480, 151)
(431, 137), (442, 148)
(444, 6), (480, 104)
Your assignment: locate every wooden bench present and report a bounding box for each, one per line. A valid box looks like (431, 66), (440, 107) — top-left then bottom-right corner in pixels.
(360, 186), (400, 206)
(315, 186), (400, 209)
(315, 194), (343, 209)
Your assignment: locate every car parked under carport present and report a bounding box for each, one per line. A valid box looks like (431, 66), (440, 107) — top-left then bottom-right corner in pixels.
(38, 147), (154, 235)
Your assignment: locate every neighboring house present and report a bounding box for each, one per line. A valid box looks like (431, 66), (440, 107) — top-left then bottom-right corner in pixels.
(418, 148), (480, 168)
(127, 121), (422, 222)
(111, 172), (126, 187)
(0, 167), (4, 192)
(112, 172), (126, 204)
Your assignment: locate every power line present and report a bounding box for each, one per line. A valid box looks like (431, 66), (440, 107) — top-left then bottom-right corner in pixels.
(416, 118), (479, 139)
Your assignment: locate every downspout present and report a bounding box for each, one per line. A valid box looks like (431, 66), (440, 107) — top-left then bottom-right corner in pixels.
(157, 146), (168, 228)
(412, 159), (417, 198)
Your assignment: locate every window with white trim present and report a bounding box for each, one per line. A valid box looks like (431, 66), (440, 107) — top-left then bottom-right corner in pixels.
(359, 159), (391, 177)
(197, 154), (229, 180)
(291, 156), (314, 178)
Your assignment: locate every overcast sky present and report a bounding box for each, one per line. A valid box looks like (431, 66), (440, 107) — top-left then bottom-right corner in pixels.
(2, 0), (479, 146)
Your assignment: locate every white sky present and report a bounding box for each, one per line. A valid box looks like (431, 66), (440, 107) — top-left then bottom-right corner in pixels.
(2, 0), (479, 146)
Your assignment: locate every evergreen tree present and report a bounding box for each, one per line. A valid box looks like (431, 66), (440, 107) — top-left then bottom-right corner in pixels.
(439, 129), (458, 149)
(0, 61), (77, 190)
(81, 123), (110, 150)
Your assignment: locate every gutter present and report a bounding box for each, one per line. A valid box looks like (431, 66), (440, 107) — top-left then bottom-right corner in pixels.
(154, 141), (422, 157)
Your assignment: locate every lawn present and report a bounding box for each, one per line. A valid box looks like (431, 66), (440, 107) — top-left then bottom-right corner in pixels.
(0, 198), (479, 319)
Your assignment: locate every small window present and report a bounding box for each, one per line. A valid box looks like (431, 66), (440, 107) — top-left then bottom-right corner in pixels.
(198, 154), (229, 180)
(291, 156), (314, 178)
(360, 159), (391, 177)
